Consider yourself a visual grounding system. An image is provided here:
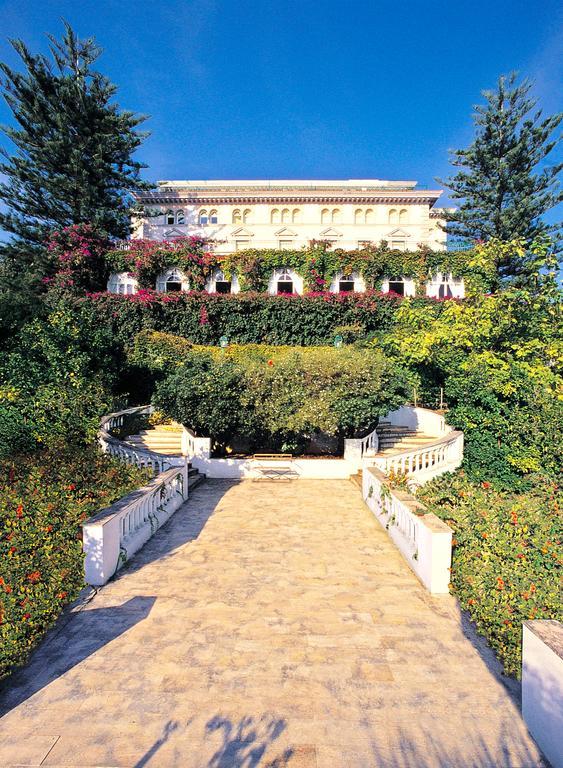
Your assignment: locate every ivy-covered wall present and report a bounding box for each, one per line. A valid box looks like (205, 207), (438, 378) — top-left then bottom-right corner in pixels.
(104, 238), (498, 295)
(76, 291), (444, 347)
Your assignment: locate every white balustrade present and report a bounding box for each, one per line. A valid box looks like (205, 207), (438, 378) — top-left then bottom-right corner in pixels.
(83, 464), (189, 585)
(99, 405), (180, 475)
(373, 430), (463, 486)
(362, 466), (452, 594)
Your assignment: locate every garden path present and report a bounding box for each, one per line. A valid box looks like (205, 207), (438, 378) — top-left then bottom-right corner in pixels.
(0, 480), (547, 767)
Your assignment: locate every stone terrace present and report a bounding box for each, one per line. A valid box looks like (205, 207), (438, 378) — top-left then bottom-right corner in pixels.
(0, 480), (547, 767)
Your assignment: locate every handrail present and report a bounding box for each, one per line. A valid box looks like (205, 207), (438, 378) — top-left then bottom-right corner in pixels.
(373, 430), (463, 483)
(98, 405), (177, 474)
(83, 464), (188, 585)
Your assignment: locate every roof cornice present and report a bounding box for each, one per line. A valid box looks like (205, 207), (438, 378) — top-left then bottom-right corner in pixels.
(135, 190), (443, 206)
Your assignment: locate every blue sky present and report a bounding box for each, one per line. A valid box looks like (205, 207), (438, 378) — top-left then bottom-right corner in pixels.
(0, 0), (561, 215)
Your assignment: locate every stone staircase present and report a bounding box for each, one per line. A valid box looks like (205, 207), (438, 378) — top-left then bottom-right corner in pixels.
(125, 423), (206, 490)
(126, 423), (184, 455)
(375, 421), (436, 455)
(350, 422), (439, 490)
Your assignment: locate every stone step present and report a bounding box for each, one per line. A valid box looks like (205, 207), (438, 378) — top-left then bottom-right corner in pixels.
(189, 470), (206, 490)
(350, 472), (363, 489)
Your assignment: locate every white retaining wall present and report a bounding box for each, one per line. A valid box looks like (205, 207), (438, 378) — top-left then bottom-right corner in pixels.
(522, 620), (563, 768)
(385, 405), (452, 437)
(362, 466), (452, 594)
(83, 464), (188, 585)
(192, 456), (355, 479)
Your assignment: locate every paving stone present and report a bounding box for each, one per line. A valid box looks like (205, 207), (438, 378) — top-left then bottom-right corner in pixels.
(0, 479), (547, 767)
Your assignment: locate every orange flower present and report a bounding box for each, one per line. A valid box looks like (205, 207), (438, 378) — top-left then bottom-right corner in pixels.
(57, 591), (68, 600)
(22, 613), (31, 621)
(530, 583), (536, 593)
(482, 532), (488, 539)
(16, 504), (23, 518)
(496, 577), (505, 590)
(45, 524), (53, 533)
(481, 481), (491, 489)
(27, 571), (41, 584)
(267, 359), (274, 367)
(4, 585), (12, 593)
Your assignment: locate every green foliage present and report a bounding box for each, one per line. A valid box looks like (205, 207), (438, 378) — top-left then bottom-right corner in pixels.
(419, 473), (562, 677)
(0, 306), (115, 456)
(445, 352), (562, 487)
(0, 21), (151, 248)
(133, 333), (414, 452)
(439, 73), (562, 264)
(75, 290), (429, 348)
(0, 446), (149, 680)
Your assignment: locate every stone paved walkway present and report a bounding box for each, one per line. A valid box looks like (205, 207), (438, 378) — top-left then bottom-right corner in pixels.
(0, 480), (546, 767)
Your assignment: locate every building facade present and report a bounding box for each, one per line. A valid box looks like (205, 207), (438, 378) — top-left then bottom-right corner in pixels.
(132, 179), (448, 253)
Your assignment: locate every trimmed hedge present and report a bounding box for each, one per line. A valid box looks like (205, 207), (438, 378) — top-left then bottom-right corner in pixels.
(131, 333), (415, 452)
(75, 290), (444, 346)
(420, 472), (562, 678)
(0, 447), (149, 680)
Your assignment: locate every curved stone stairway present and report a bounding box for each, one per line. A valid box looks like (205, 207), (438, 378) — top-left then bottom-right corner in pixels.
(351, 421), (438, 488)
(126, 423), (206, 489)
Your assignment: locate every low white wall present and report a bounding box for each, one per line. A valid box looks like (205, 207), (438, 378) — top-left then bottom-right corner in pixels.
(385, 406), (452, 437)
(82, 466), (187, 586)
(362, 466), (452, 594)
(522, 621), (563, 768)
(192, 456), (354, 479)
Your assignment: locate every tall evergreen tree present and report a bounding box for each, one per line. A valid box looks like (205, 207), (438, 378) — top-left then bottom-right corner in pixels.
(0, 21), (152, 278)
(439, 73), (562, 265)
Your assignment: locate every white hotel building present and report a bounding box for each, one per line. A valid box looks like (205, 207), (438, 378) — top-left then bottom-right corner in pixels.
(132, 179), (448, 253)
(117, 180), (463, 298)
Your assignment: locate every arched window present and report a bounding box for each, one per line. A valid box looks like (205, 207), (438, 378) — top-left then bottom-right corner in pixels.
(332, 208), (341, 223)
(156, 267), (188, 293)
(243, 209), (252, 224)
(176, 210), (185, 224)
(387, 276), (405, 296)
(107, 272), (138, 295)
(354, 209), (363, 224)
(365, 208), (374, 224)
(321, 208), (330, 224)
(232, 209), (242, 224)
(399, 208), (408, 224)
(281, 208), (290, 223)
(276, 270), (294, 295)
(271, 208), (280, 224)
(209, 209), (218, 224)
(388, 209), (398, 225)
(338, 273), (355, 293)
(292, 208), (300, 223)
(165, 209), (175, 225)
(213, 269), (232, 294)
(198, 209), (208, 226)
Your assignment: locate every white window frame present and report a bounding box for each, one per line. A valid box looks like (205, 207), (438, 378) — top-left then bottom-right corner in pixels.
(107, 272), (138, 295)
(156, 267), (189, 293)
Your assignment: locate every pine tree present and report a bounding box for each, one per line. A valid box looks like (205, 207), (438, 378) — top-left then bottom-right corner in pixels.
(439, 73), (562, 268)
(0, 21), (152, 278)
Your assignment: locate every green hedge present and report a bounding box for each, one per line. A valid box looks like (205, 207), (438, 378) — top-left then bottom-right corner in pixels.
(76, 291), (443, 347)
(131, 333), (415, 452)
(419, 472), (562, 677)
(0, 447), (149, 680)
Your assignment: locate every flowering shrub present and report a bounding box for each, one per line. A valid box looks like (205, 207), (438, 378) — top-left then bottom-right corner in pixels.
(0, 447), (149, 680)
(105, 237), (215, 289)
(419, 472), (562, 677)
(46, 224), (110, 291)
